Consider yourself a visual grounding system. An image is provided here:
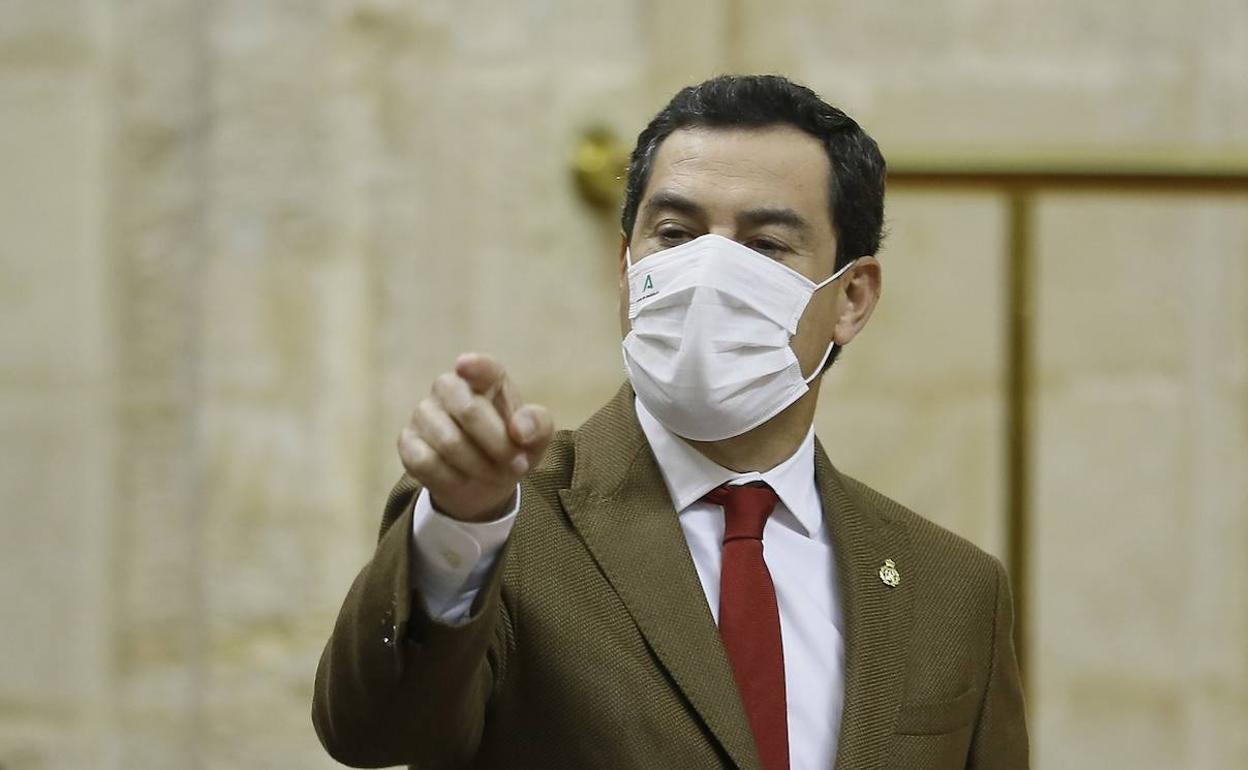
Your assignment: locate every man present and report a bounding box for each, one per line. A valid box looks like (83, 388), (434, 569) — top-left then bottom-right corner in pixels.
(313, 74), (1028, 769)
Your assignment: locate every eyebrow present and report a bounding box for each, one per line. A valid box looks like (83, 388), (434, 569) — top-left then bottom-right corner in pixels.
(640, 191), (813, 236)
(639, 191), (705, 224)
(737, 207), (812, 234)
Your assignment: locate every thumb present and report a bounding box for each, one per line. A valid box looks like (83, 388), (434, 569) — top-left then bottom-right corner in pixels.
(456, 352), (519, 420)
(509, 404), (553, 460)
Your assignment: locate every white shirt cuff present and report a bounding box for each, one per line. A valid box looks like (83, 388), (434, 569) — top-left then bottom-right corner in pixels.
(409, 486), (519, 625)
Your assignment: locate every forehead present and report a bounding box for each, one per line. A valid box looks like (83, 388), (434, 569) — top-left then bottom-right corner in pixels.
(642, 125), (833, 224)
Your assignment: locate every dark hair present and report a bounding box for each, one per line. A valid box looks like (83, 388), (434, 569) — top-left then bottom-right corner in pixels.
(621, 74), (886, 269)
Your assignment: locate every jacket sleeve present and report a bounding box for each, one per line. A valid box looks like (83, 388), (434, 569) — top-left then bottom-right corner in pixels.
(312, 476), (512, 768)
(967, 558), (1030, 769)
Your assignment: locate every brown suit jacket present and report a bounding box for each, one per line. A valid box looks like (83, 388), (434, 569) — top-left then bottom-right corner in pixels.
(313, 385), (1029, 769)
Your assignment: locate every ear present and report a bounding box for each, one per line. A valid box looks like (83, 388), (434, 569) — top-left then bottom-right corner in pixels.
(832, 256), (882, 347)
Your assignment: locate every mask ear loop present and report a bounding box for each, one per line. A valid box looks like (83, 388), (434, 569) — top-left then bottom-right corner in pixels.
(802, 258), (859, 383)
(812, 256), (858, 291)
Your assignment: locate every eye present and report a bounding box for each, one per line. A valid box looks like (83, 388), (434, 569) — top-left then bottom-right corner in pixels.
(746, 237), (789, 256)
(656, 226), (694, 245)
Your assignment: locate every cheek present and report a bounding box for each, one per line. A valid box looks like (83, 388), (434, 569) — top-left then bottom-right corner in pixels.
(804, 289), (839, 332)
(811, 287), (841, 328)
(790, 290), (839, 361)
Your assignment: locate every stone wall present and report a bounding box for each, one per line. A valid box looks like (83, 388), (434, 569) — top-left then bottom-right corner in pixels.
(1, 1), (1244, 768)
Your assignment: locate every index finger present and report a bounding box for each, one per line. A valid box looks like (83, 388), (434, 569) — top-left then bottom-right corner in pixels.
(455, 352), (519, 418)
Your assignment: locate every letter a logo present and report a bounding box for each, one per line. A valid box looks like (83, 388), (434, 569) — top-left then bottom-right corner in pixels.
(642, 274), (654, 293)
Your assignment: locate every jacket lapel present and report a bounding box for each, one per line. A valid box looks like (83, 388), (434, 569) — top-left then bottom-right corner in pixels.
(817, 443), (914, 770)
(558, 386), (760, 770)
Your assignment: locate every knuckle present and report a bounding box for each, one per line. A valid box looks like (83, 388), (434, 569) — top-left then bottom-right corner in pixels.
(398, 426), (424, 455)
(400, 442), (429, 473)
(409, 439), (432, 465)
(430, 374), (450, 400)
(418, 413), (451, 447)
(415, 427), (441, 453)
(483, 432), (513, 456)
(417, 397), (440, 419)
(462, 453), (494, 476)
(468, 426), (505, 454)
(413, 401), (440, 435)
(449, 395), (484, 424)
(433, 430), (464, 457)
(446, 435), (478, 460)
(432, 372), (462, 401)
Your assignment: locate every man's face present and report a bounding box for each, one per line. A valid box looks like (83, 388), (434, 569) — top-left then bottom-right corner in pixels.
(621, 125), (844, 379)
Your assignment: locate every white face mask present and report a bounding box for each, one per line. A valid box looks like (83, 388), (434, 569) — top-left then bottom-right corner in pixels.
(622, 233), (856, 442)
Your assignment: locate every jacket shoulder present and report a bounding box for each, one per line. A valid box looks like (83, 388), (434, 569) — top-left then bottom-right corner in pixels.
(837, 472), (1004, 584)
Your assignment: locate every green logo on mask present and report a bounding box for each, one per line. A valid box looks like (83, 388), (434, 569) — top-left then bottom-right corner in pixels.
(642, 274), (654, 292)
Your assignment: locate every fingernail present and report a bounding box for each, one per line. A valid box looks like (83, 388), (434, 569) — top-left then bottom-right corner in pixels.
(511, 455), (530, 475)
(514, 412), (535, 443)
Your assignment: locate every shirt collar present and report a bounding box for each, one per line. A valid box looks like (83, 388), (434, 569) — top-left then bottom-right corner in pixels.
(634, 397), (823, 538)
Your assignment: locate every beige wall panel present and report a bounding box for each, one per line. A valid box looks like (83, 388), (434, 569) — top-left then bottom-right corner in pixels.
(731, 5), (1248, 767)
(104, 0), (211, 765)
(367, 1), (671, 460)
(1031, 197), (1248, 770)
(196, 0), (671, 766)
(817, 191), (1007, 557)
(0, 396), (104, 704)
(196, 2), (380, 766)
(0, 0), (113, 766)
(734, 0), (1248, 158)
(0, 76), (101, 387)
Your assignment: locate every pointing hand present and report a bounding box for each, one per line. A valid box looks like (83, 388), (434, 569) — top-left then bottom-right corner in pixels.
(397, 353), (553, 522)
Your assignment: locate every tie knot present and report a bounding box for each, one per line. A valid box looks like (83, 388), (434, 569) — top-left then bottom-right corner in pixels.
(702, 483), (779, 541)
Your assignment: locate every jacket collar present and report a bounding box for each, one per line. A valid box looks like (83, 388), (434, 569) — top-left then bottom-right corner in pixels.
(559, 384), (913, 770)
(634, 395), (823, 538)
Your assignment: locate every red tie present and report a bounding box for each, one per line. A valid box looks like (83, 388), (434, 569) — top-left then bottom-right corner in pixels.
(703, 483), (789, 770)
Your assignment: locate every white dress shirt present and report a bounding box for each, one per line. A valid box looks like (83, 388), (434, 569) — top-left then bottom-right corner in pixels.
(409, 398), (845, 769)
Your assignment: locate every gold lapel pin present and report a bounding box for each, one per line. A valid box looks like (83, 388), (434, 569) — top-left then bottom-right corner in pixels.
(879, 559), (901, 588)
